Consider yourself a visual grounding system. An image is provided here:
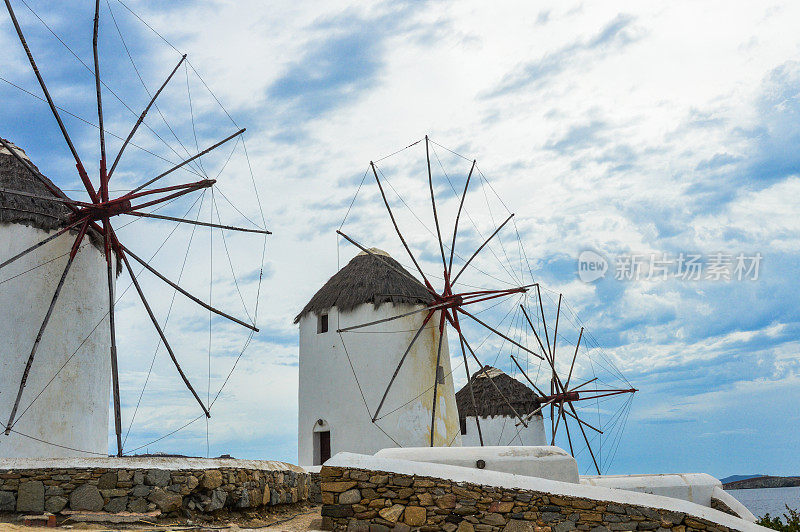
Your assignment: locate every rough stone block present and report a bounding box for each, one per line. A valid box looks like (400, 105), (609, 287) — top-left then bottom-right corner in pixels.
(100, 488), (128, 498)
(398, 487), (414, 499)
(70, 484), (103, 512)
(97, 472), (117, 490)
(456, 521), (475, 532)
(322, 504), (355, 518)
(542, 512), (562, 523)
(202, 470), (223, 490)
(44, 495), (67, 513)
(128, 497), (148, 513)
(378, 503), (404, 523)
(148, 487), (183, 512)
(339, 489), (362, 505)
(0, 491), (15, 512)
(404, 505), (427, 526)
(205, 488), (226, 512)
(16, 481), (44, 513)
(502, 520), (537, 532)
(346, 519), (370, 532)
(104, 496), (129, 513)
(490, 501), (515, 513)
(146, 469), (171, 487)
(554, 521), (576, 532)
(484, 513), (507, 526)
(437, 493), (457, 509)
(418, 491), (434, 506)
(323, 481), (359, 493)
(132, 484), (151, 497)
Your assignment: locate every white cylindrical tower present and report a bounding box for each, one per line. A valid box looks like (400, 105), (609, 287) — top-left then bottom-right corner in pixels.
(296, 249), (461, 465)
(0, 139), (112, 457)
(456, 366), (547, 447)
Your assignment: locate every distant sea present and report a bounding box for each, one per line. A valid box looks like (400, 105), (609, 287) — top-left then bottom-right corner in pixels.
(727, 486), (800, 518)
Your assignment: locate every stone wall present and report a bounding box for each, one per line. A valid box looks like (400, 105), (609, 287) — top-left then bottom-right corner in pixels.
(320, 465), (747, 532)
(0, 464), (308, 517)
(310, 471), (322, 504)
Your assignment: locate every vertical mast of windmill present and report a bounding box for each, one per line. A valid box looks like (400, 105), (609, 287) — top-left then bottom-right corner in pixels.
(90, 0), (123, 458)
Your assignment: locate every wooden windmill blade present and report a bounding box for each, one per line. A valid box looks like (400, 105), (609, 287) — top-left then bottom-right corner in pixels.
(1, 0), (268, 457)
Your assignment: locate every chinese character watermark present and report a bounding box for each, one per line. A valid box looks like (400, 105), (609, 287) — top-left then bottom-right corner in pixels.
(577, 250), (762, 283)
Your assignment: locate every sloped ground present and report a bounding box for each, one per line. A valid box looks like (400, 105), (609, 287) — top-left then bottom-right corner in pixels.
(0, 505), (323, 531)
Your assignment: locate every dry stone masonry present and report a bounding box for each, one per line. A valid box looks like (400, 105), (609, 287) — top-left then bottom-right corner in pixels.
(0, 462), (308, 517)
(320, 465), (746, 532)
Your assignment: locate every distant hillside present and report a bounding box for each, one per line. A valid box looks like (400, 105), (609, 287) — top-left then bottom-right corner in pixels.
(723, 476), (800, 490)
(720, 474), (765, 484)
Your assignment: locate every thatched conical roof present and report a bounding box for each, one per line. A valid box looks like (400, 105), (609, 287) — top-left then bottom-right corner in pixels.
(456, 366), (543, 418)
(294, 249), (433, 323)
(0, 138), (72, 231)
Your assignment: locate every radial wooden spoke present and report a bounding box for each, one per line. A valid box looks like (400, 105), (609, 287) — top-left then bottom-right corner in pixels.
(459, 333), (483, 446)
(453, 321), (528, 428)
(372, 312), (434, 422)
(570, 377), (598, 391)
(0, 187), (88, 206)
(458, 307), (544, 360)
(425, 136), (448, 273)
(448, 159), (475, 276)
(128, 181), (213, 211)
(520, 304), (550, 362)
(122, 245), (258, 332)
(536, 284), (552, 357)
(568, 400), (601, 474)
(567, 389), (638, 402)
(3, 0), (97, 202)
(103, 222), (122, 456)
(123, 179), (213, 202)
(130, 129), (245, 194)
(336, 230), (435, 292)
(92, 0), (107, 199)
(109, 54), (186, 179)
(120, 251), (211, 419)
(561, 404), (574, 454)
(551, 400), (562, 445)
(564, 327), (583, 391)
(338, 302), (447, 333)
(0, 217), (86, 271)
(4, 225), (85, 434)
(552, 294), (562, 364)
(563, 406), (602, 434)
(509, 355), (549, 397)
(370, 162), (434, 290)
(124, 211), (271, 234)
(451, 213), (514, 285)
(429, 312), (446, 446)
(516, 398), (555, 425)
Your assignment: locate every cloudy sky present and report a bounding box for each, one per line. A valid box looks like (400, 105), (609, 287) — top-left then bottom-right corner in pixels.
(1, 0), (798, 478)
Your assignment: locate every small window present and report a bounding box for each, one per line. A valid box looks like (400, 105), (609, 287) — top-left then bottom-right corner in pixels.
(436, 365), (444, 384)
(460, 417), (467, 435)
(317, 313), (328, 334)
